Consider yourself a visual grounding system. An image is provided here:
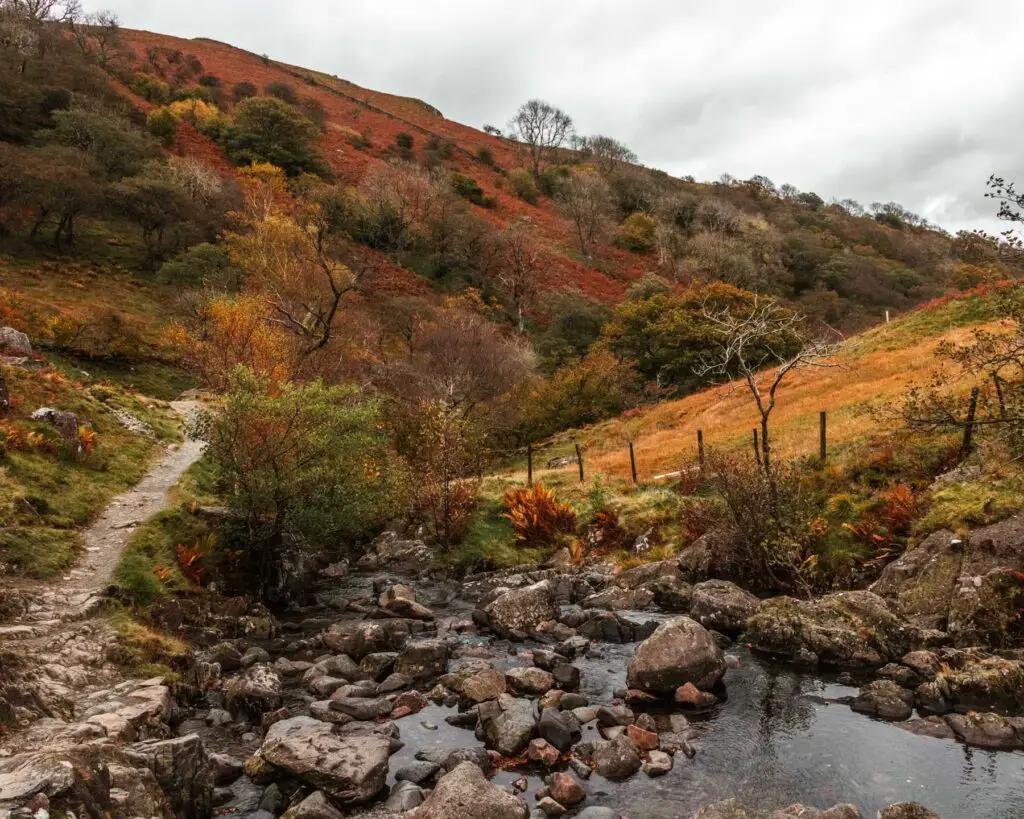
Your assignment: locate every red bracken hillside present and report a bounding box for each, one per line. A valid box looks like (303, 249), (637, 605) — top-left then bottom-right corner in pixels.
(121, 29), (647, 303)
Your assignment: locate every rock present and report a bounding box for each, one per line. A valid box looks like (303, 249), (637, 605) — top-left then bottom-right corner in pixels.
(581, 588), (654, 611)
(396, 639), (449, 679)
(482, 697), (537, 757)
(329, 696), (393, 721)
(281, 790), (345, 819)
(744, 591), (912, 668)
(552, 664), (580, 691)
(360, 651), (398, 680)
(559, 693), (589, 710)
(242, 646), (272, 668)
(484, 581), (559, 639)
(596, 705), (633, 727)
(588, 735), (641, 780)
(572, 707), (598, 725)
(877, 805), (940, 819)
(689, 580), (761, 634)
(412, 761), (528, 818)
(527, 738), (561, 766)
(549, 771), (584, 805)
(694, 800), (754, 818)
(225, 664), (283, 719)
(379, 585), (435, 621)
(124, 733), (213, 819)
(415, 746), (492, 775)
(575, 810), (618, 819)
(625, 724), (659, 751)
(643, 749), (673, 777)
(626, 616), (725, 694)
(0, 327), (32, 356)
(373, 531), (432, 571)
(871, 530), (961, 630)
(304, 654), (360, 683)
(309, 676), (350, 698)
(674, 682), (717, 708)
(322, 621), (390, 660)
(647, 574), (694, 611)
(900, 651), (942, 682)
(945, 712), (1024, 750)
(379, 672), (413, 693)
(896, 716), (956, 740)
(386, 780), (426, 812)
(395, 760), (440, 784)
(29, 408), (80, 449)
(851, 680), (914, 721)
(442, 664), (506, 703)
(934, 653), (1024, 712)
(210, 752), (244, 786)
(207, 641), (244, 671)
(507, 666), (554, 696)
(538, 708), (580, 752)
(254, 716), (390, 805)
(536, 796), (566, 817)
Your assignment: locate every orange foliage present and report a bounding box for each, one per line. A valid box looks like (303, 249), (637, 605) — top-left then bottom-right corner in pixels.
(78, 427), (98, 459)
(880, 483), (918, 536)
(503, 483), (577, 548)
(175, 541), (207, 585)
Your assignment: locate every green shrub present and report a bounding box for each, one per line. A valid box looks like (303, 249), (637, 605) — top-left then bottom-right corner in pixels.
(451, 172), (485, 206)
(476, 146), (495, 166)
(158, 243), (242, 289)
(130, 74), (171, 105)
(232, 81), (257, 102)
(113, 551), (167, 607)
(509, 168), (539, 204)
(221, 96), (330, 177)
(616, 212), (659, 253)
(170, 85), (213, 103)
(396, 132), (414, 150)
(537, 165), (571, 197)
(146, 107), (179, 147)
(265, 82), (297, 104)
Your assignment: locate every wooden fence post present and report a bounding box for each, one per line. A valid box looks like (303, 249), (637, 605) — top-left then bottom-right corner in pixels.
(819, 410), (827, 463)
(527, 443), (533, 487)
(961, 387), (980, 458)
(575, 443), (585, 482)
(752, 428), (761, 466)
(628, 441), (638, 485)
(697, 430), (705, 469)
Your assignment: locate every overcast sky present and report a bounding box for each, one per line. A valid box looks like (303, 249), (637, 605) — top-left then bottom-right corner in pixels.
(89, 0), (1024, 234)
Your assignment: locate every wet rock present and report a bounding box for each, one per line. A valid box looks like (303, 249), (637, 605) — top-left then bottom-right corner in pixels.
(532, 649), (568, 671)
(674, 682), (717, 708)
(207, 641), (244, 672)
(242, 646), (271, 668)
(482, 697), (537, 757)
(900, 651), (942, 682)
(396, 639), (449, 679)
(690, 580), (762, 635)
(210, 752), (244, 785)
(588, 734), (641, 780)
(643, 749), (673, 777)
(507, 666), (554, 696)
(549, 771), (584, 805)
(945, 712), (1024, 750)
(485, 581), (560, 639)
(413, 761), (528, 818)
(281, 790), (345, 819)
(225, 664), (283, 719)
(414, 746), (492, 774)
(538, 708), (580, 752)
(253, 716), (390, 806)
(441, 664), (506, 703)
(360, 651), (398, 680)
(303, 655), (359, 683)
(386, 779), (426, 811)
(527, 738), (561, 766)
(877, 663), (922, 688)
(646, 574), (694, 612)
(934, 654), (1024, 712)
(877, 805), (940, 819)
(625, 724), (659, 751)
(626, 616), (725, 694)
(896, 716), (956, 740)
(552, 664), (580, 691)
(559, 693), (589, 710)
(851, 680), (914, 721)
(379, 672), (413, 693)
(322, 621), (390, 660)
(308, 676), (350, 698)
(536, 796), (566, 816)
(575, 809), (618, 819)
(694, 800), (754, 818)
(596, 705), (634, 727)
(745, 591), (912, 668)
(379, 584), (435, 621)
(572, 706), (598, 725)
(395, 760), (440, 785)
(328, 696), (392, 721)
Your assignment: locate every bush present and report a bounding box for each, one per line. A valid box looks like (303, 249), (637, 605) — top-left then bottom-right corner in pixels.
(170, 85), (214, 104)
(616, 212), (658, 252)
(265, 82), (297, 104)
(232, 81), (257, 102)
(396, 132), (414, 150)
(130, 74), (171, 105)
(503, 483), (578, 549)
(509, 168), (539, 204)
(146, 107), (179, 147)
(221, 96), (329, 177)
(158, 243), (242, 289)
(206, 368), (407, 598)
(537, 165), (571, 197)
(451, 172), (485, 206)
(476, 146), (495, 166)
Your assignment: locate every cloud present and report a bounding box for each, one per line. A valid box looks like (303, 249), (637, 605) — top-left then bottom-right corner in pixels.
(88, 0), (1024, 233)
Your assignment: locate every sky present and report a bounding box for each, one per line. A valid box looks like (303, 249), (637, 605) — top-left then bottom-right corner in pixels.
(88, 0), (1024, 234)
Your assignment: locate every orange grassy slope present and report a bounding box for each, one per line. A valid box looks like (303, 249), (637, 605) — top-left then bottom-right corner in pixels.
(120, 30), (648, 303)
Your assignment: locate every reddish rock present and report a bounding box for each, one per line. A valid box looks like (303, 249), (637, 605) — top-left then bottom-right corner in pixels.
(626, 724), (659, 751)
(393, 690), (428, 714)
(527, 738), (561, 766)
(390, 705), (413, 720)
(549, 771), (585, 805)
(674, 682), (717, 708)
(261, 707), (289, 730)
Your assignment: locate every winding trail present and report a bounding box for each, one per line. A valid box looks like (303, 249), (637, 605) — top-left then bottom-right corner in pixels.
(0, 400), (206, 635)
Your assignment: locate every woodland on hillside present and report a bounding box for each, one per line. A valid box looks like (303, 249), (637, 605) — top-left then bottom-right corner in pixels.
(2, 0), (1024, 604)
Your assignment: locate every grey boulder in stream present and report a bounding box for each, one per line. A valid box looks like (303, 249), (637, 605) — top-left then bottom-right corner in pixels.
(626, 615), (726, 694)
(411, 761), (528, 818)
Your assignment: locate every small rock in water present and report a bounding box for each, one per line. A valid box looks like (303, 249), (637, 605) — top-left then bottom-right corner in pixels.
(536, 796), (566, 817)
(643, 750), (673, 777)
(421, 720), (439, 730)
(512, 776), (529, 792)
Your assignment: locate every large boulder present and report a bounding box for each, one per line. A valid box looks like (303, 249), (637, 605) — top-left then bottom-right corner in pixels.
(616, 559), (682, 589)
(871, 530), (961, 631)
(851, 680), (914, 721)
(224, 664), (283, 719)
(321, 621), (390, 660)
(484, 581), (559, 638)
(0, 326), (32, 356)
(481, 697), (537, 757)
(441, 663), (506, 703)
(379, 585), (435, 621)
(252, 716), (390, 806)
(626, 616), (725, 694)
(587, 734), (641, 780)
(124, 734), (214, 819)
(411, 761), (527, 818)
(580, 587), (654, 611)
(395, 639), (449, 680)
(744, 591), (913, 668)
(363, 532), (432, 572)
(689, 580), (762, 634)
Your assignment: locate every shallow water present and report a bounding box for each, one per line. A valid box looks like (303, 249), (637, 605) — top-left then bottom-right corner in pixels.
(288, 577), (1024, 817)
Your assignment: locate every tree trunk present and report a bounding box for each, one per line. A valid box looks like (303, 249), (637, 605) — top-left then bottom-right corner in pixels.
(760, 414), (771, 471)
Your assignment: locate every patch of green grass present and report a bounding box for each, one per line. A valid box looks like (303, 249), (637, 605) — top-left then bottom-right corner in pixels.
(915, 470), (1024, 535)
(857, 293), (998, 354)
(442, 486), (547, 571)
(113, 456), (219, 607)
(0, 527), (80, 578)
(106, 604), (190, 681)
(50, 353), (196, 402)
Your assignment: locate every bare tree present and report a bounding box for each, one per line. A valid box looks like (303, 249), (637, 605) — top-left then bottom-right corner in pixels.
(578, 134), (638, 173)
(507, 99), (574, 178)
(556, 170), (613, 257)
(695, 297), (842, 470)
(492, 218), (542, 333)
